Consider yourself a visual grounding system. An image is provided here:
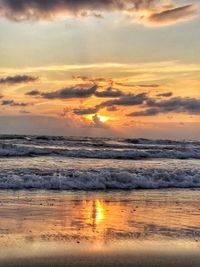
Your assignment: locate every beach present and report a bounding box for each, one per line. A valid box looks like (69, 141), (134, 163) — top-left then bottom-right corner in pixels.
(0, 136), (200, 266)
(0, 189), (200, 267)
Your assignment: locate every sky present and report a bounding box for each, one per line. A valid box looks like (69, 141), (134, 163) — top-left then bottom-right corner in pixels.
(0, 0), (200, 139)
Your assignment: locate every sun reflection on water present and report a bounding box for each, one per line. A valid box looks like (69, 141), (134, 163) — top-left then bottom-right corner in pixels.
(0, 190), (200, 248)
(96, 200), (104, 224)
(86, 200), (105, 229)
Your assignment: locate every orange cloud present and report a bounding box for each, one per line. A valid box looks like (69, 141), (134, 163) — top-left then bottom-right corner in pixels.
(145, 4), (198, 26)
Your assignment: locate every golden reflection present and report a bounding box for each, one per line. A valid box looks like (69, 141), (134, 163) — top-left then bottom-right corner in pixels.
(86, 200), (105, 229)
(96, 200), (104, 224)
(0, 191), (200, 246)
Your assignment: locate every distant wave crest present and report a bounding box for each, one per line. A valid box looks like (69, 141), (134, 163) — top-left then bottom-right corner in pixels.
(0, 143), (200, 160)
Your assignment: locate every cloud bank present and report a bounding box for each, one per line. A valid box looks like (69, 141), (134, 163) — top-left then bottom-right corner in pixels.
(72, 93), (148, 115)
(35, 85), (98, 99)
(1, 99), (32, 107)
(0, 0), (198, 26)
(26, 85), (126, 100)
(128, 97), (200, 116)
(29, 82), (199, 117)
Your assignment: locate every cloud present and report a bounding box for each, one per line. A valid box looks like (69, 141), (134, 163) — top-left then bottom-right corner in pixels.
(94, 87), (124, 98)
(0, 0), (148, 21)
(0, 0), (197, 26)
(1, 100), (32, 107)
(98, 93), (148, 108)
(137, 84), (160, 88)
(75, 76), (113, 84)
(3, 61), (200, 79)
(74, 94), (200, 118)
(27, 85), (127, 100)
(73, 107), (100, 115)
(26, 90), (41, 96)
(0, 75), (38, 85)
(128, 108), (162, 116)
(36, 85), (98, 99)
(115, 82), (160, 88)
(128, 97), (200, 116)
(73, 93), (148, 115)
(156, 92), (173, 97)
(146, 4), (197, 26)
(148, 97), (200, 113)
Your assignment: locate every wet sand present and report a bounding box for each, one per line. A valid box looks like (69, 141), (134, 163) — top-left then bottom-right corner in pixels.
(1, 252), (200, 267)
(0, 189), (200, 266)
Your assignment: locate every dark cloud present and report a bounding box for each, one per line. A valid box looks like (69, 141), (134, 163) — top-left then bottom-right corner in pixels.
(148, 97), (200, 112)
(0, 0), (148, 21)
(27, 85), (127, 100)
(26, 90), (41, 96)
(128, 97), (200, 116)
(156, 92), (173, 97)
(128, 108), (161, 117)
(0, 75), (38, 85)
(0, 0), (196, 26)
(98, 93), (148, 108)
(94, 87), (124, 98)
(73, 106), (100, 115)
(40, 85), (98, 99)
(147, 4), (197, 26)
(1, 100), (31, 107)
(73, 93), (148, 115)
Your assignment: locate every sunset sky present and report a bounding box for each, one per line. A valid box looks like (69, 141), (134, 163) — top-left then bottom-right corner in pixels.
(0, 0), (199, 139)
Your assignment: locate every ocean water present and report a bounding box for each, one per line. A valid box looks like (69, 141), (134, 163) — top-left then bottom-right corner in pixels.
(0, 135), (200, 190)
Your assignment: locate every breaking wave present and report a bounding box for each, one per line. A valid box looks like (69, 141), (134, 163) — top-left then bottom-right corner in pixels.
(0, 168), (199, 190)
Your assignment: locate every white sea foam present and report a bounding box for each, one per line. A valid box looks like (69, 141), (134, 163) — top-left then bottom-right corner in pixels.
(0, 168), (199, 190)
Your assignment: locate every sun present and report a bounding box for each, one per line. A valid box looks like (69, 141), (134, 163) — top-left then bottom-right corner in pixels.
(98, 115), (109, 122)
(85, 114), (109, 123)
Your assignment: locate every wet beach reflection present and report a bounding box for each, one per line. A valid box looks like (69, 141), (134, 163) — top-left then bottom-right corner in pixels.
(0, 190), (199, 248)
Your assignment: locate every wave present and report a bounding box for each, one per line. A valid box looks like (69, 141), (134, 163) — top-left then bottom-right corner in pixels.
(0, 143), (200, 159)
(0, 168), (199, 190)
(1, 134), (200, 146)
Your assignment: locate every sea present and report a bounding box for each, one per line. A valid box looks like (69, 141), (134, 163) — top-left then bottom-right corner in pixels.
(0, 135), (199, 190)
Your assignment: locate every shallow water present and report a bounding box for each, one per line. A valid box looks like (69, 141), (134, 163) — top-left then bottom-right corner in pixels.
(0, 189), (199, 249)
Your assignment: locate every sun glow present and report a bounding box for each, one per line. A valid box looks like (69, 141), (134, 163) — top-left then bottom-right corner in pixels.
(85, 114), (109, 123)
(98, 115), (109, 123)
